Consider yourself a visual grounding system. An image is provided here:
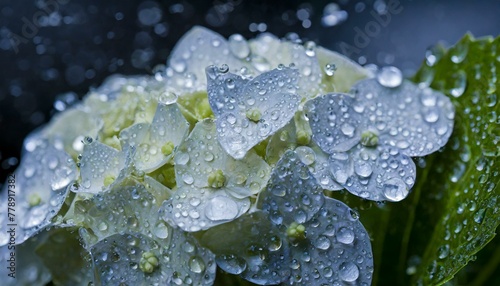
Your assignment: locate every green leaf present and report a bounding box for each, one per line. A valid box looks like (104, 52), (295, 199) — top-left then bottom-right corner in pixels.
(408, 34), (500, 285)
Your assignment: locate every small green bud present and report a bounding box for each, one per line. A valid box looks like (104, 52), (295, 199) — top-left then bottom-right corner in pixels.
(208, 169), (226, 188)
(360, 130), (379, 147)
(161, 141), (175, 156)
(296, 130), (311, 146)
(286, 222), (306, 241)
(103, 175), (115, 187)
(140, 251), (159, 274)
(28, 193), (42, 207)
(294, 110), (312, 146)
(246, 108), (262, 122)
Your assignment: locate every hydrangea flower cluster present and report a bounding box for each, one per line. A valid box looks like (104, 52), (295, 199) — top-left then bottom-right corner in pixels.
(0, 26), (454, 285)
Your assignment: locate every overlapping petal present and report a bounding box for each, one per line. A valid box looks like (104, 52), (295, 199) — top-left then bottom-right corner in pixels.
(207, 65), (300, 159)
(162, 119), (270, 231)
(305, 78), (454, 201)
(200, 151), (373, 285)
(0, 139), (76, 246)
(166, 26), (249, 93)
(119, 102), (189, 172)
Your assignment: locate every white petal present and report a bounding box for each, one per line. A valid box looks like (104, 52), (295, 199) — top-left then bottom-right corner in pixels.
(161, 187), (250, 232)
(288, 197), (373, 285)
(24, 106), (102, 158)
(316, 46), (373, 93)
(351, 78), (455, 156)
(305, 93), (367, 154)
(175, 119), (270, 197)
(329, 145), (416, 201)
(79, 140), (125, 194)
(0, 140), (76, 246)
(91, 232), (167, 285)
(166, 26), (247, 93)
(120, 103), (189, 172)
(249, 34), (322, 99)
(266, 120), (343, 191)
(207, 66), (300, 159)
(74, 177), (162, 245)
(259, 151), (325, 227)
(165, 228), (217, 285)
(200, 212), (290, 285)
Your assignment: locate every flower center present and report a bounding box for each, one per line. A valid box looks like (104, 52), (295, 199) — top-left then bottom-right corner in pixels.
(139, 251), (159, 274)
(286, 222), (306, 241)
(360, 130), (379, 147)
(208, 169), (226, 188)
(28, 193), (42, 207)
(103, 175), (115, 187)
(246, 108), (262, 122)
(161, 141), (175, 156)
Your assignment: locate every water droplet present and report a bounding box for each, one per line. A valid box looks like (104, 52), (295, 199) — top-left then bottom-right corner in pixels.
(337, 227), (354, 244)
(182, 173), (194, 185)
(219, 64), (229, 73)
(324, 63), (337, 76)
(473, 208), (485, 224)
(376, 66), (403, 88)
(354, 162), (372, 178)
(217, 254), (247, 275)
(383, 178), (408, 202)
(158, 91), (178, 104)
(339, 262), (359, 282)
(229, 34), (250, 59)
(437, 244), (450, 259)
(314, 235), (331, 250)
(340, 123), (355, 137)
(175, 153), (190, 165)
(189, 256), (206, 273)
(450, 70), (467, 97)
(423, 108), (440, 123)
(205, 196), (239, 221)
(98, 222), (108, 231)
(450, 41), (469, 64)
(296, 146), (316, 166)
(304, 41), (316, 57)
(153, 222), (169, 239)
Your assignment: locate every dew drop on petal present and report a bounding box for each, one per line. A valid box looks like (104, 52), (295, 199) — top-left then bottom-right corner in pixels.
(205, 196), (239, 221)
(337, 227), (355, 244)
(339, 262), (359, 282)
(376, 66), (403, 88)
(383, 177), (408, 202)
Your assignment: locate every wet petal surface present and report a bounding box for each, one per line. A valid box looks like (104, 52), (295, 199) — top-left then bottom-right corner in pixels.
(79, 139), (126, 194)
(207, 66), (300, 159)
(351, 78), (455, 157)
(0, 140), (76, 246)
(259, 151), (325, 227)
(120, 102), (189, 172)
(166, 26), (246, 93)
(329, 145), (416, 201)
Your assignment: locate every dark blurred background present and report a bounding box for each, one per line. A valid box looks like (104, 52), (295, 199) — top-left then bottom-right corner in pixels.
(0, 0), (499, 184)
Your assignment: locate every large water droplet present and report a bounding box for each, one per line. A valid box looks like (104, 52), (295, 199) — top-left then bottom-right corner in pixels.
(437, 244), (450, 259)
(339, 262), (359, 282)
(450, 70), (467, 97)
(376, 66), (403, 88)
(217, 254), (247, 275)
(383, 178), (408, 202)
(337, 227), (354, 244)
(189, 256), (206, 273)
(205, 196), (239, 221)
